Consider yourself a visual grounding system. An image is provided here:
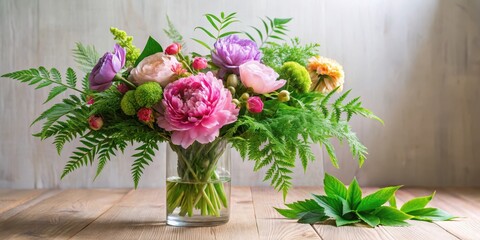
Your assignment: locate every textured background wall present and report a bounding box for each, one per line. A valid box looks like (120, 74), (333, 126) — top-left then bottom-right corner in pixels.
(1, 0), (479, 188)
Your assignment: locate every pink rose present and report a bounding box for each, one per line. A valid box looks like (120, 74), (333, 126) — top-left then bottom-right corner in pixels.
(246, 96), (264, 113)
(239, 61), (286, 94)
(129, 53), (179, 87)
(157, 72), (239, 148)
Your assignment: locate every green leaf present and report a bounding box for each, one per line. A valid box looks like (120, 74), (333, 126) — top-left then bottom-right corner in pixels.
(400, 192), (435, 213)
(134, 36), (163, 67)
(66, 68), (77, 88)
(407, 208), (455, 222)
(357, 211), (380, 228)
(274, 18), (292, 25)
(312, 194), (342, 219)
(357, 186), (401, 212)
(191, 38), (212, 51)
(374, 206), (412, 226)
(44, 86), (67, 103)
(194, 26), (216, 39)
(275, 199), (322, 219)
(324, 173), (347, 199)
(218, 31), (241, 38)
(389, 194), (397, 208)
(205, 15), (219, 31)
(336, 218), (361, 227)
(347, 178), (362, 209)
(298, 209), (328, 224)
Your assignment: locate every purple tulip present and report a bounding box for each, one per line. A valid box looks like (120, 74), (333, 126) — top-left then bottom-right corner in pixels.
(211, 35), (261, 78)
(89, 44), (126, 91)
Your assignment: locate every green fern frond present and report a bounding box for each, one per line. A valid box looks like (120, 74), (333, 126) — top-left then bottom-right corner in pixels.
(131, 140), (159, 188)
(73, 43), (100, 73)
(163, 15), (185, 46)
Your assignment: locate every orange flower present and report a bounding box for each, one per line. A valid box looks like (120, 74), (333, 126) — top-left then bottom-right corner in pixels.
(307, 56), (345, 93)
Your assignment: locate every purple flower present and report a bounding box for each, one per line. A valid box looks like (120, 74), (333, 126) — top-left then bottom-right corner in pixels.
(89, 44), (126, 91)
(211, 35), (261, 78)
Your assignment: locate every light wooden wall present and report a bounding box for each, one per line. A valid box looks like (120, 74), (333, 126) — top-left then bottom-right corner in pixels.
(1, 0), (479, 188)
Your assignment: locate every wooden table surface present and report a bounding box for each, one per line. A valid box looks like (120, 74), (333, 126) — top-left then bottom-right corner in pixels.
(0, 187), (479, 240)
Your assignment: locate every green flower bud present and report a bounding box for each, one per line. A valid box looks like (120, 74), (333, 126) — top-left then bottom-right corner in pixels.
(280, 61), (311, 93)
(240, 92), (250, 101)
(135, 82), (163, 108)
(121, 90), (139, 116)
(278, 90), (290, 102)
(227, 86), (236, 96)
(226, 74), (239, 88)
(232, 99), (241, 106)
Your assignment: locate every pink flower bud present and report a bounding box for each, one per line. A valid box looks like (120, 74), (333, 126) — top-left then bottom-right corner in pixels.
(117, 83), (129, 94)
(86, 95), (95, 105)
(192, 57), (208, 70)
(246, 96), (264, 113)
(88, 115), (103, 130)
(137, 107), (154, 123)
(165, 43), (182, 55)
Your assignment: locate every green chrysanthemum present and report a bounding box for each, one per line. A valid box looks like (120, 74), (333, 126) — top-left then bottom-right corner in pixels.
(280, 61), (311, 93)
(110, 27), (141, 67)
(135, 82), (163, 108)
(120, 90), (139, 116)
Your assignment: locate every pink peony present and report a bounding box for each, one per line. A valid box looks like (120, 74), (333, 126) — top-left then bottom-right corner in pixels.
(239, 61), (286, 94)
(157, 72), (239, 148)
(246, 96), (264, 113)
(129, 53), (179, 87)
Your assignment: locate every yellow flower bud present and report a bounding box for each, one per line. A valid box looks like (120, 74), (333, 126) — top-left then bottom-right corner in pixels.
(226, 74), (239, 88)
(278, 90), (290, 102)
(240, 92), (250, 101)
(232, 99), (241, 106)
(228, 86), (236, 96)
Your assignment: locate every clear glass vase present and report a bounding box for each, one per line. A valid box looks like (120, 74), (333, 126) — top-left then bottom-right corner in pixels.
(166, 138), (231, 227)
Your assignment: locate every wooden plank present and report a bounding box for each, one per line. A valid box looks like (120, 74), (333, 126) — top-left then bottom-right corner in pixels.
(213, 187), (259, 240)
(0, 189), (45, 214)
(0, 189), (128, 239)
(252, 187), (321, 240)
(71, 188), (216, 240)
(396, 188), (480, 240)
(0, 190), (60, 221)
(74, 187), (258, 240)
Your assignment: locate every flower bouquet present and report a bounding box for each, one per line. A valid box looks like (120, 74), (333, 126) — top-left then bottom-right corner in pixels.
(2, 12), (380, 226)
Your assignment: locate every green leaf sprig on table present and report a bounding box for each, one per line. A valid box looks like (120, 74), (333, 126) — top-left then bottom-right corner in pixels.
(275, 173), (456, 227)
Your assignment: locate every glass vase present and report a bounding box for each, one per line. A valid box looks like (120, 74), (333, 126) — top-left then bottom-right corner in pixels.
(166, 138), (231, 227)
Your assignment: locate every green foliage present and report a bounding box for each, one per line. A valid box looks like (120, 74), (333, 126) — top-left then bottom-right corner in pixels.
(90, 87), (123, 115)
(134, 36), (163, 67)
(131, 140), (159, 188)
(193, 12), (240, 50)
(276, 173), (455, 227)
(110, 27), (141, 67)
(135, 82), (163, 107)
(400, 192), (455, 222)
(73, 43), (100, 73)
(1, 67), (85, 98)
(280, 61), (311, 93)
(262, 38), (319, 72)
(227, 90), (378, 197)
(120, 90), (139, 116)
(245, 17), (291, 47)
(163, 15), (185, 46)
